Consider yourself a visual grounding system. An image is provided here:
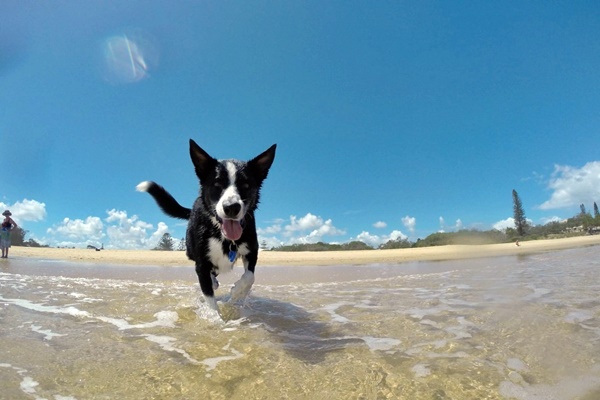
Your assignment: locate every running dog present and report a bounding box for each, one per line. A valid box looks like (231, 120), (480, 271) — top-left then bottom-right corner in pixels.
(137, 139), (276, 312)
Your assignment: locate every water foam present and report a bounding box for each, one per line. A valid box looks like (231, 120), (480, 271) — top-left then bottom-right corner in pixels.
(0, 295), (92, 318)
(141, 334), (200, 365)
(320, 301), (353, 323)
(19, 376), (38, 394)
(29, 324), (67, 340)
(564, 309), (594, 324)
(1, 294), (179, 332)
(0, 363), (74, 400)
(200, 340), (244, 374)
(360, 336), (401, 352)
(97, 310), (179, 330)
(411, 363), (432, 378)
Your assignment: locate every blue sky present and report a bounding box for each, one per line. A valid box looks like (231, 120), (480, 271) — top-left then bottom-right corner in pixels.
(2, 1), (600, 249)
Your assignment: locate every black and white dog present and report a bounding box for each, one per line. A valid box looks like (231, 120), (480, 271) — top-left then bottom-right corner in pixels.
(137, 139), (276, 312)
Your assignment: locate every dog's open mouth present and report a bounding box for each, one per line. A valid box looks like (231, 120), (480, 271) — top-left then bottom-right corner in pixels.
(219, 218), (244, 241)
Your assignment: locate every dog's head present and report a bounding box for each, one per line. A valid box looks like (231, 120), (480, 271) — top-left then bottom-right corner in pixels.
(189, 139), (276, 241)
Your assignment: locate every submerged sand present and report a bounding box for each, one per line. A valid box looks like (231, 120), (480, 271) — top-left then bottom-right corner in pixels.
(9, 235), (600, 267)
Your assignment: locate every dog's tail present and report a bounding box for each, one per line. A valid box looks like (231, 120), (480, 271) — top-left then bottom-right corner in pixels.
(136, 181), (191, 220)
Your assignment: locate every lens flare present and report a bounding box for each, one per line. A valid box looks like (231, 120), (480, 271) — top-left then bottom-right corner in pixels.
(101, 30), (159, 85)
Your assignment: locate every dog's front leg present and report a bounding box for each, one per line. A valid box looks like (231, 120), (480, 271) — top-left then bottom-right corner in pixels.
(229, 253), (257, 303)
(196, 263), (220, 312)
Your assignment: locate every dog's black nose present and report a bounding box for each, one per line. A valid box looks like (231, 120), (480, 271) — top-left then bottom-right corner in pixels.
(223, 203), (242, 218)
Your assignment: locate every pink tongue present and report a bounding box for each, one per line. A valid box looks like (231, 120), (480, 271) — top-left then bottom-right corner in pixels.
(222, 219), (243, 241)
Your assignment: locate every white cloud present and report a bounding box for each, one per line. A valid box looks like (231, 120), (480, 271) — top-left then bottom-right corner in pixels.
(402, 215), (416, 233)
(388, 230), (406, 241)
(259, 213), (416, 248)
(439, 216), (463, 232)
(285, 213), (324, 233)
(493, 217), (515, 231)
(355, 231), (381, 247)
(540, 216), (565, 225)
(539, 161), (600, 210)
(0, 199), (47, 224)
(45, 209), (169, 249)
(257, 236), (283, 250)
(104, 209), (167, 249)
(308, 219), (343, 237)
(47, 216), (105, 242)
(493, 217), (534, 231)
(105, 209), (152, 229)
(258, 213), (345, 245)
(257, 224), (282, 235)
(295, 218), (345, 244)
(355, 229), (407, 248)
(258, 220), (286, 247)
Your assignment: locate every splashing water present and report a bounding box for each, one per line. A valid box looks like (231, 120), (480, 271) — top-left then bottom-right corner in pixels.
(1, 246), (600, 399)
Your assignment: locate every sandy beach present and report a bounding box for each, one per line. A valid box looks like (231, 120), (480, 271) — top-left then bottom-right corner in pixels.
(9, 235), (600, 267)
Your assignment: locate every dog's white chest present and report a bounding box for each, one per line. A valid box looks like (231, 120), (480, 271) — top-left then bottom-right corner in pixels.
(208, 238), (249, 273)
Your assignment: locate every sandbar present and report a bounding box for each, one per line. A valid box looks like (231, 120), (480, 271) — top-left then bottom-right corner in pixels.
(8, 235), (600, 267)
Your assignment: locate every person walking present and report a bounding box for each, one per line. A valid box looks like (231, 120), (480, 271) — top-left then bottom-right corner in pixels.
(1, 210), (17, 258)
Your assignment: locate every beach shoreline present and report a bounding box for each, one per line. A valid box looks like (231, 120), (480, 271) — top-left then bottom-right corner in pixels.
(8, 235), (600, 267)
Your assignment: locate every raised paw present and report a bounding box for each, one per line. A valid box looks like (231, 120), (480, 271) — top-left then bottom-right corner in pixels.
(211, 275), (220, 291)
(229, 271), (255, 303)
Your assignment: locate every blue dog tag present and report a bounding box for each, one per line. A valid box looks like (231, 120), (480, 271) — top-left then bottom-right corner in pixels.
(228, 250), (237, 262)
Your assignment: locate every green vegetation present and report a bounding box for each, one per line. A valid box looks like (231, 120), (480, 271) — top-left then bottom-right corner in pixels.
(8, 226), (47, 247)
(275, 241), (373, 252)
(379, 238), (413, 249)
(153, 233), (175, 251)
(412, 229), (507, 247)
(272, 201), (600, 252)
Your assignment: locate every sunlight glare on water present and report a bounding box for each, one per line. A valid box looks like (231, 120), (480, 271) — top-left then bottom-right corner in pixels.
(1, 246), (600, 399)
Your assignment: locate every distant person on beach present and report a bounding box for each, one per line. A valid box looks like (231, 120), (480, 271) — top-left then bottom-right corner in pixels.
(1, 210), (17, 258)
(515, 240), (520, 247)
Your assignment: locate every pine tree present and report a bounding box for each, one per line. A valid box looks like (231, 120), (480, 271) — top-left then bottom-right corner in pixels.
(154, 233), (174, 251)
(512, 189), (527, 236)
(593, 202), (599, 219)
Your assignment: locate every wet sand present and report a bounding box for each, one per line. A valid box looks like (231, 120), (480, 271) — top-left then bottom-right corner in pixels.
(9, 235), (600, 267)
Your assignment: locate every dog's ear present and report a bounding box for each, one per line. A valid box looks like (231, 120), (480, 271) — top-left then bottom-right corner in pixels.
(249, 144), (277, 181)
(189, 139), (217, 182)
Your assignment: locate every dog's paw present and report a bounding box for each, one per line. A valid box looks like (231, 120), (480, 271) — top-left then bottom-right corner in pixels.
(203, 295), (219, 311)
(196, 295), (223, 323)
(229, 271), (255, 303)
(211, 275), (220, 291)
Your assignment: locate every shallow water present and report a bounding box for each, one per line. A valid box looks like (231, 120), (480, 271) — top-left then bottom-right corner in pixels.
(1, 247), (600, 400)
